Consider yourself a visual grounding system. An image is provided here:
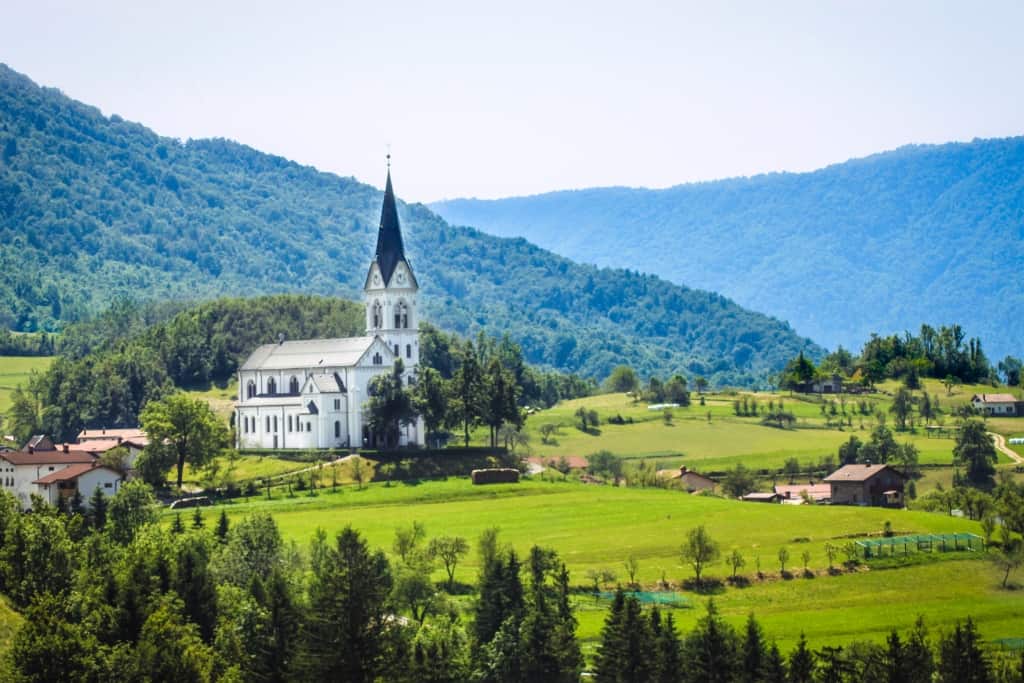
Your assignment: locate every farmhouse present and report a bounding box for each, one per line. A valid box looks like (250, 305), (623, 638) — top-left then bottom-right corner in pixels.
(0, 448), (100, 509)
(970, 393), (1021, 417)
(34, 463), (123, 509)
(660, 465), (717, 493)
(824, 463), (904, 507)
(235, 165), (425, 450)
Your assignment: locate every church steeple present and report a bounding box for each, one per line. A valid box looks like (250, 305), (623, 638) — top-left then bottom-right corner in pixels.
(373, 158), (408, 285)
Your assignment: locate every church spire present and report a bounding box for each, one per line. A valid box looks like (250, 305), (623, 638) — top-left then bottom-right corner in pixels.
(374, 156), (407, 285)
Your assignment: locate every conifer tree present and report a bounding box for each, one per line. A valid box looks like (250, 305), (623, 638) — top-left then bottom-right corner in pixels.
(88, 487), (108, 530)
(902, 616), (935, 683)
(215, 509), (229, 542)
(170, 513), (185, 534)
(936, 618), (989, 683)
(682, 600), (739, 683)
(788, 632), (816, 683)
(652, 607), (683, 683)
(741, 613), (767, 683)
(763, 643), (787, 683)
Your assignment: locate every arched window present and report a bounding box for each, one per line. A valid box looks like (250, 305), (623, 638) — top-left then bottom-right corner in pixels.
(335, 421), (341, 438)
(246, 381), (256, 399)
(394, 344), (400, 356)
(267, 378), (277, 395)
(289, 376), (299, 394)
(372, 301), (382, 329)
(373, 352), (382, 365)
(395, 301), (409, 329)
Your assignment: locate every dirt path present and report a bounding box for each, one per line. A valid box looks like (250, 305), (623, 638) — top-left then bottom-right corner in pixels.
(989, 431), (1023, 464)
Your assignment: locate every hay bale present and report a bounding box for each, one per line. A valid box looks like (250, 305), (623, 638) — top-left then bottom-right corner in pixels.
(471, 468), (520, 485)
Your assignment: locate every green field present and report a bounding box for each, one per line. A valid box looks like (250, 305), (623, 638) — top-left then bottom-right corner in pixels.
(0, 355), (54, 417)
(199, 477), (1023, 650)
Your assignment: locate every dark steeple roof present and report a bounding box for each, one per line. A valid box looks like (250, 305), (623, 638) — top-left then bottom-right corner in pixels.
(374, 168), (407, 284)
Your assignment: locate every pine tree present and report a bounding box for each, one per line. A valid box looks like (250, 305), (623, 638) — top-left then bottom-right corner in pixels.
(788, 632), (816, 683)
(652, 608), (683, 683)
(171, 513), (185, 534)
(88, 487), (108, 530)
(215, 509), (230, 542)
(902, 616), (935, 683)
(937, 618), (989, 683)
(683, 600), (739, 683)
(763, 643), (787, 683)
(741, 613), (767, 683)
(191, 507), (204, 529)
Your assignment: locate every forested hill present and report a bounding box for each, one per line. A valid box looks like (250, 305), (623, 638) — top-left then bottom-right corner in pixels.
(432, 138), (1024, 361)
(0, 64), (818, 385)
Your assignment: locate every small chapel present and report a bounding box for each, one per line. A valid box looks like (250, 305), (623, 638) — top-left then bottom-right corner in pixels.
(235, 163), (425, 450)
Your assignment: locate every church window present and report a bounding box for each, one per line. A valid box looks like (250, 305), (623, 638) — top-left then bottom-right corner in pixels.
(373, 352), (382, 365)
(267, 378), (277, 396)
(395, 344), (400, 356)
(246, 381), (256, 399)
(288, 415), (293, 432)
(406, 344), (412, 359)
(289, 376), (299, 394)
(273, 416), (278, 432)
(306, 421), (312, 432)
(266, 416), (270, 432)
(395, 301), (409, 329)
(334, 421), (340, 438)
(334, 399), (341, 410)
(372, 301), (382, 329)
(242, 417), (248, 434)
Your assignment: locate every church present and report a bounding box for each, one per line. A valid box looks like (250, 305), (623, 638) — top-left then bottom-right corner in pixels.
(235, 164), (425, 450)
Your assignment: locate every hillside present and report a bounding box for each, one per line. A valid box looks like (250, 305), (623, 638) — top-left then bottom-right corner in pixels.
(0, 64), (818, 385)
(431, 138), (1024, 361)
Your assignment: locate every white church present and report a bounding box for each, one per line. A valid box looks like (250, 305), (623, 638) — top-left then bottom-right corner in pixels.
(235, 165), (425, 450)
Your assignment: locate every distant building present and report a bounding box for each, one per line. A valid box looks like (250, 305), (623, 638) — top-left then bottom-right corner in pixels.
(234, 165), (424, 450)
(77, 427), (147, 443)
(824, 464), (904, 507)
(970, 393), (1020, 417)
(741, 491), (783, 503)
(34, 464), (123, 509)
(774, 482), (831, 504)
(0, 448), (100, 509)
(660, 465), (717, 493)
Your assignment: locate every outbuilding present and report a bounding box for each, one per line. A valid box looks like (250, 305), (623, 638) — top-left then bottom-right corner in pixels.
(824, 463), (905, 507)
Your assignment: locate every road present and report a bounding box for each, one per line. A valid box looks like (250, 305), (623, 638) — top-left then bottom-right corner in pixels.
(989, 431), (1023, 465)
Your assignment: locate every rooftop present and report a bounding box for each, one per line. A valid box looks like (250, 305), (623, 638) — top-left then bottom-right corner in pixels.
(973, 393), (1018, 403)
(78, 428), (146, 442)
(33, 463), (119, 485)
(1, 450), (97, 466)
(240, 336), (381, 371)
(823, 464), (896, 483)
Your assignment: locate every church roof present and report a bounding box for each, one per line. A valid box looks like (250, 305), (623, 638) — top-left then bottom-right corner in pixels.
(373, 169), (410, 285)
(308, 372), (346, 393)
(241, 337), (379, 371)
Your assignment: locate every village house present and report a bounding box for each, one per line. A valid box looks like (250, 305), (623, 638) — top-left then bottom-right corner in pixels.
(34, 463), (123, 509)
(774, 482), (832, 504)
(824, 463), (905, 507)
(0, 447), (102, 509)
(970, 393), (1021, 417)
(659, 465), (717, 493)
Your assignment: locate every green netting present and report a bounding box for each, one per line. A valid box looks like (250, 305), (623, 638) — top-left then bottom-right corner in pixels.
(993, 638), (1024, 651)
(854, 533), (983, 558)
(597, 591), (691, 607)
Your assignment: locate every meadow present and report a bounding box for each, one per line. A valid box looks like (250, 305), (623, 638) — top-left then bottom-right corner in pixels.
(0, 355), (54, 418)
(195, 476), (1022, 651)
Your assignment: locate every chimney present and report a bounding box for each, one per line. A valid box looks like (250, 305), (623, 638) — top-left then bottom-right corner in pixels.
(865, 459), (871, 467)
(117, 436), (122, 444)
(28, 446), (34, 454)
(63, 444), (69, 453)
(102, 428), (106, 435)
(679, 466), (687, 474)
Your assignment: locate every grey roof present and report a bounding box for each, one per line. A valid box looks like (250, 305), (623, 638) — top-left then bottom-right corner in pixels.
(236, 396), (305, 407)
(308, 372), (346, 393)
(241, 337), (379, 371)
(824, 464), (897, 483)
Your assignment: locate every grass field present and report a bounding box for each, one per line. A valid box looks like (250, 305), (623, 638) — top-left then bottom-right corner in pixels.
(0, 356), (54, 417)
(195, 477), (1024, 650)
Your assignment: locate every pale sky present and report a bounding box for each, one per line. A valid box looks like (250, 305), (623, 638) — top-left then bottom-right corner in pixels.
(4, 0), (1023, 202)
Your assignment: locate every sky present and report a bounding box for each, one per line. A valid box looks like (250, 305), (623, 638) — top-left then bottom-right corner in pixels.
(3, 0), (1023, 202)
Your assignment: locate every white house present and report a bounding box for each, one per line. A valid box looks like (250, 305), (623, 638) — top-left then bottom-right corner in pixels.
(971, 393), (1019, 416)
(34, 463), (123, 509)
(0, 448), (99, 510)
(235, 164), (425, 450)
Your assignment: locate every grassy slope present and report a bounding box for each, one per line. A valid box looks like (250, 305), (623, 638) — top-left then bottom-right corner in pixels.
(0, 356), (54, 416)
(202, 478), (1022, 650)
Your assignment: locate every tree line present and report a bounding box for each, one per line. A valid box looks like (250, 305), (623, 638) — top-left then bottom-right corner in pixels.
(4, 484), (1023, 682)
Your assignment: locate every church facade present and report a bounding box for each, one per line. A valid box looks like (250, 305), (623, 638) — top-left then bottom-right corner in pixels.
(234, 166), (425, 450)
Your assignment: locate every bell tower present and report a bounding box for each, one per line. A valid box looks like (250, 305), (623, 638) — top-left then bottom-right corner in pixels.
(364, 156), (420, 377)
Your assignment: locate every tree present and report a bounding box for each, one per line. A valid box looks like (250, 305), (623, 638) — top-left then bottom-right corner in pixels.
(428, 535), (470, 591)
(139, 392), (230, 489)
(539, 423), (560, 444)
(783, 457), (801, 483)
(722, 463), (756, 498)
(741, 613), (767, 683)
(727, 549), (746, 579)
(593, 589), (655, 683)
(890, 387), (913, 431)
(788, 632), (816, 683)
(604, 365), (640, 394)
(954, 420), (998, 488)
(681, 525), (720, 586)
(366, 358), (417, 449)
(586, 450), (623, 485)
(299, 527), (394, 682)
(412, 366), (448, 447)
(107, 480), (158, 545)
(9, 594), (101, 682)
(483, 358), (521, 448)
(936, 618), (989, 683)
(777, 547), (790, 575)
(448, 342), (484, 447)
(991, 538), (1023, 589)
(349, 455), (367, 489)
(682, 600), (739, 683)
(997, 355), (1022, 386)
(7, 382), (43, 446)
(624, 554), (640, 588)
(695, 376), (709, 394)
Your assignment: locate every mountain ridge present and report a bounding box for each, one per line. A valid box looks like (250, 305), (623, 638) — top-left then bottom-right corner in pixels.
(431, 136), (1024, 361)
(0, 63), (818, 385)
